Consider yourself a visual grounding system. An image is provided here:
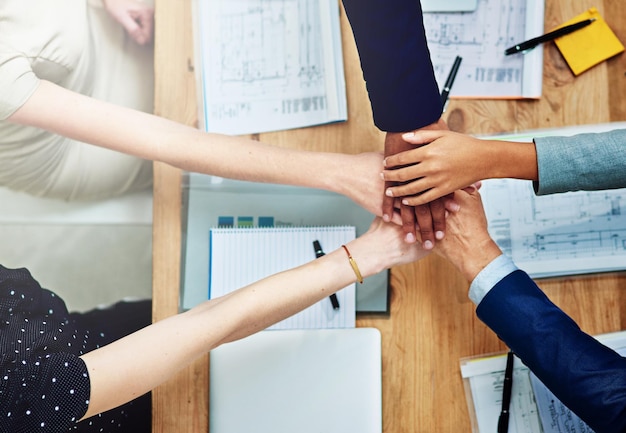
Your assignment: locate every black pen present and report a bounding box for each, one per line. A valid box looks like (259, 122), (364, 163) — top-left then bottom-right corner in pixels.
(505, 18), (596, 55)
(313, 240), (340, 310)
(440, 56), (462, 112)
(497, 351), (515, 433)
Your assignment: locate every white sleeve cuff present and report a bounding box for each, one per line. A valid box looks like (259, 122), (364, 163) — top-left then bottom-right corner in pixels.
(468, 254), (518, 305)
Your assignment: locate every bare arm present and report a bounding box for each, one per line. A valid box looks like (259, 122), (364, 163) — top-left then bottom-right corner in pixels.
(79, 218), (429, 418)
(8, 80), (385, 216)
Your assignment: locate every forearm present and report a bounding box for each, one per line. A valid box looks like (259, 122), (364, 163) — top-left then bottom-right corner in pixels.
(341, 0), (441, 131)
(477, 272), (626, 433)
(10, 80), (363, 196)
(79, 236), (392, 419)
(488, 140), (538, 181)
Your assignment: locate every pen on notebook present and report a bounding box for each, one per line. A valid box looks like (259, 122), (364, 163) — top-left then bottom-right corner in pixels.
(505, 17), (596, 55)
(312, 240), (340, 310)
(440, 56), (462, 112)
(497, 351), (515, 433)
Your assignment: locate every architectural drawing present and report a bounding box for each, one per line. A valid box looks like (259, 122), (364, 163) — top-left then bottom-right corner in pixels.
(196, 0), (346, 134)
(481, 178), (626, 278)
(422, 0), (543, 98)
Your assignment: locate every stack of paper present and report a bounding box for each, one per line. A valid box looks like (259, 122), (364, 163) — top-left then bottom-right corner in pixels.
(193, 0), (347, 134)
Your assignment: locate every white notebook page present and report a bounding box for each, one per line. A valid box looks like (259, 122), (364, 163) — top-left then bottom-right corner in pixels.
(208, 226), (356, 329)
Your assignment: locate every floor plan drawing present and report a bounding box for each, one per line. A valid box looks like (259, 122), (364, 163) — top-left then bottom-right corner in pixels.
(195, 0), (346, 134)
(422, 0), (544, 98)
(481, 178), (626, 278)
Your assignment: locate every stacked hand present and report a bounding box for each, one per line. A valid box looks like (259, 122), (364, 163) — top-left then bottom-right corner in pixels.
(380, 120), (455, 249)
(380, 129), (537, 249)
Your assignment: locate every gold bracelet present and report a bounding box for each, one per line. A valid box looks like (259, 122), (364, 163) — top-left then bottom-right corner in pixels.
(341, 245), (364, 284)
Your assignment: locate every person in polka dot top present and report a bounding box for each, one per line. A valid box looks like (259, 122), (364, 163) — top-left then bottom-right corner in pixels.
(1, 266), (151, 432)
(1, 217), (430, 432)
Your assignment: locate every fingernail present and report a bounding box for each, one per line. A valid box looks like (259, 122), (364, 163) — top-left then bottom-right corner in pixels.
(402, 132), (415, 139)
(405, 233), (416, 243)
(385, 189), (394, 197)
(402, 199), (409, 205)
(450, 203), (461, 212)
(435, 231), (444, 240)
(379, 172), (385, 180)
(423, 240), (433, 250)
(383, 159), (387, 167)
(383, 214), (391, 223)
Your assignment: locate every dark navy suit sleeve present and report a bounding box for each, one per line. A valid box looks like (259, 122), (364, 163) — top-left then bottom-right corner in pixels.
(477, 270), (626, 433)
(341, 0), (442, 132)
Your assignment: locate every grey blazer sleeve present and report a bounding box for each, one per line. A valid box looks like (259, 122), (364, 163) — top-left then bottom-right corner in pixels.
(533, 129), (626, 195)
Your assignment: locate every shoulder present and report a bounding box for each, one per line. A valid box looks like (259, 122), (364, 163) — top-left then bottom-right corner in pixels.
(0, 352), (90, 430)
(0, 0), (89, 120)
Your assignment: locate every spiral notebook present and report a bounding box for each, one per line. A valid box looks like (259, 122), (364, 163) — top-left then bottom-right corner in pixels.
(208, 226), (356, 329)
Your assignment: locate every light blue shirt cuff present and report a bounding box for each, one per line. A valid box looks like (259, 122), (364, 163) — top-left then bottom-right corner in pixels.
(468, 254), (518, 305)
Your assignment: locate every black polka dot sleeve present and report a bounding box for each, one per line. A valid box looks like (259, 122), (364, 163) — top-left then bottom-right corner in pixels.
(1, 352), (90, 432)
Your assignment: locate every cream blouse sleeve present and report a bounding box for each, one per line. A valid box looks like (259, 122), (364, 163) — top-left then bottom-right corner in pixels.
(0, 45), (39, 121)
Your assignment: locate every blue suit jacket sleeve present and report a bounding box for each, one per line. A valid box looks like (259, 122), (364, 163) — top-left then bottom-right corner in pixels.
(477, 270), (626, 433)
(341, 0), (442, 132)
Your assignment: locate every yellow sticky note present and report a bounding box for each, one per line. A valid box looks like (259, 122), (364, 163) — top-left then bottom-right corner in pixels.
(554, 7), (624, 76)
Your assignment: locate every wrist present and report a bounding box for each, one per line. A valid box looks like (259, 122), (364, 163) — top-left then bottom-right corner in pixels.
(341, 238), (387, 281)
(491, 140), (538, 181)
(457, 239), (502, 282)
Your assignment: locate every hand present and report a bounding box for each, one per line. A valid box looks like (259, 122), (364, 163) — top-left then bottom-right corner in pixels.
(433, 186), (502, 282)
(381, 119), (449, 247)
(353, 217), (431, 274)
(103, 0), (154, 45)
(383, 130), (537, 206)
(335, 152), (402, 226)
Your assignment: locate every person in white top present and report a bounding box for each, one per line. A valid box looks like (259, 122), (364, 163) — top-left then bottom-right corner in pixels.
(0, 0), (155, 199)
(1, 0), (385, 218)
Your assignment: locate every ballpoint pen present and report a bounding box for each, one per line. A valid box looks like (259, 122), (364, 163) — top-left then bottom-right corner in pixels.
(312, 240), (340, 310)
(497, 351), (515, 433)
(505, 18), (596, 55)
(440, 56), (462, 112)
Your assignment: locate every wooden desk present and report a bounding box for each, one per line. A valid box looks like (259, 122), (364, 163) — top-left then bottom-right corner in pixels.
(152, 1), (626, 431)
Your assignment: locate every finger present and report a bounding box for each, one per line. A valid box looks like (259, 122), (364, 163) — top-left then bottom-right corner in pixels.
(400, 204), (417, 243)
(401, 130), (447, 145)
(414, 204), (434, 249)
(386, 178), (433, 200)
(382, 164), (425, 183)
(443, 195), (461, 213)
(127, 10), (153, 44)
(383, 148), (423, 170)
(428, 198), (447, 240)
(136, 9), (154, 42)
(382, 181), (396, 223)
(401, 188), (445, 207)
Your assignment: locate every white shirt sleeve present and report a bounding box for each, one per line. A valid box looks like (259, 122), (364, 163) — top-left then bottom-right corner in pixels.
(468, 254), (518, 305)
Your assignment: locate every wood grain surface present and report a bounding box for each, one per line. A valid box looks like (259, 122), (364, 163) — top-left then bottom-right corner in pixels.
(152, 1), (626, 431)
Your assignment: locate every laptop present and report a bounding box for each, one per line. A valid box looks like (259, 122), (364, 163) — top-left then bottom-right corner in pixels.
(422, 0), (478, 12)
(210, 328), (382, 433)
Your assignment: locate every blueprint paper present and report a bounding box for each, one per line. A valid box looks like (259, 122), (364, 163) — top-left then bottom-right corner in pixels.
(423, 0), (544, 98)
(479, 122), (626, 279)
(529, 333), (626, 433)
(194, 0), (347, 134)
(461, 331), (626, 433)
(481, 179), (626, 278)
(461, 354), (542, 433)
